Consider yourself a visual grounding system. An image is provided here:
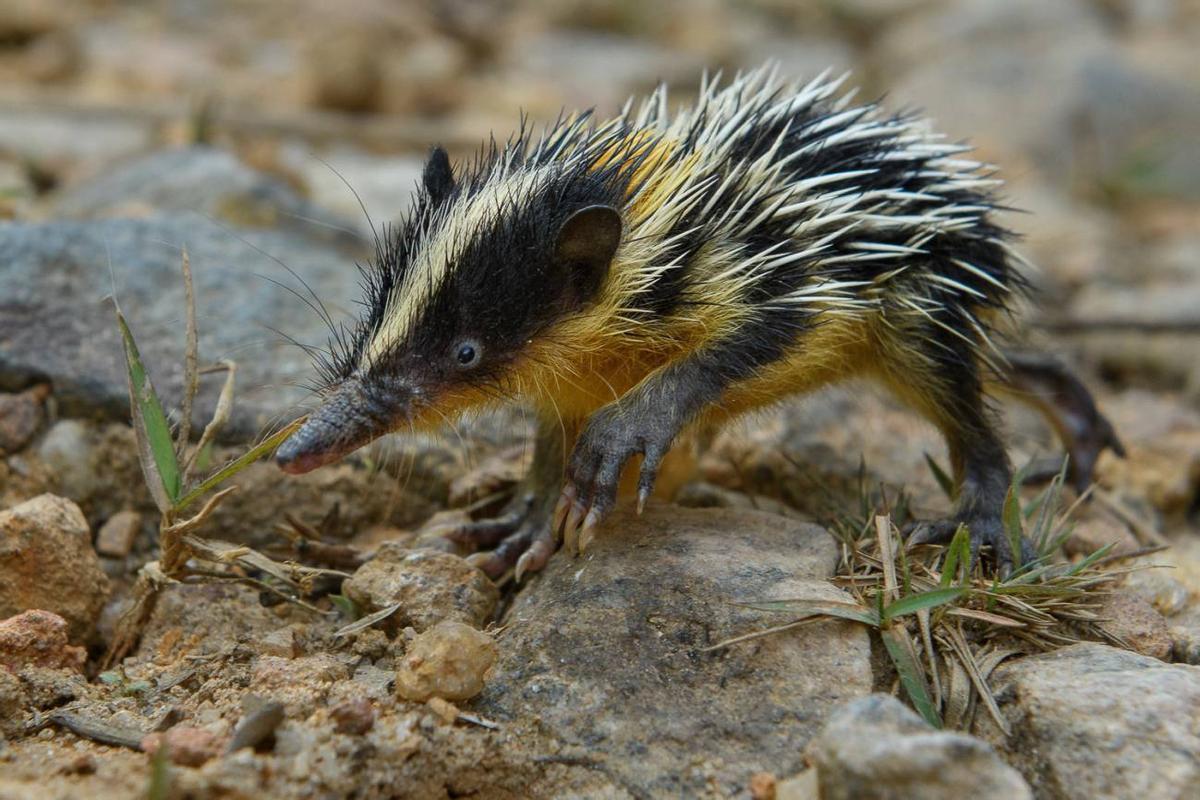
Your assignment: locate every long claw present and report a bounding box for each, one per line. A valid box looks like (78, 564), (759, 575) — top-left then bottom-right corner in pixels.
(578, 508), (602, 554)
(636, 487), (649, 515)
(465, 552), (491, 570)
(552, 494), (571, 539)
(514, 551), (533, 583)
(563, 501), (586, 555)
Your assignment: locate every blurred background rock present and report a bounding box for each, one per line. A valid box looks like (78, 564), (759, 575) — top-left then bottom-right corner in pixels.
(1, 0), (1197, 316)
(0, 0), (1197, 501)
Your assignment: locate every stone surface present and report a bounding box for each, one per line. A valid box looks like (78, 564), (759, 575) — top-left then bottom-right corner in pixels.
(138, 582), (282, 662)
(0, 214), (365, 441)
(0, 610), (86, 673)
(509, 31), (705, 114)
(0, 668), (28, 737)
(277, 145), (423, 238)
(0, 494), (109, 641)
(1062, 511), (1140, 560)
(395, 621), (498, 702)
(51, 146), (361, 251)
(977, 643), (1200, 799)
(477, 504), (871, 797)
(94, 509), (141, 558)
(330, 698), (375, 735)
(807, 694), (1031, 800)
(343, 544), (499, 632)
(0, 386), (47, 454)
(883, 0), (1200, 199)
(1097, 592), (1172, 660)
(141, 726), (223, 767)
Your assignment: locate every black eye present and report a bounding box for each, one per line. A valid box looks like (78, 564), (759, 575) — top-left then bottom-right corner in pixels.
(455, 341), (480, 367)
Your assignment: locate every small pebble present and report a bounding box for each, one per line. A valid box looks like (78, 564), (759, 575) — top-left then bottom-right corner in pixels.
(395, 621), (497, 702)
(0, 609), (86, 672)
(1098, 593), (1172, 661)
(95, 510), (141, 558)
(0, 385), (48, 454)
(331, 698), (375, 735)
(343, 544), (499, 631)
(141, 726), (221, 767)
(749, 772), (777, 800)
(426, 696), (459, 725)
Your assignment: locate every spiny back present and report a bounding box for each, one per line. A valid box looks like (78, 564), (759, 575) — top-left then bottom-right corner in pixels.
(331, 65), (1026, 390)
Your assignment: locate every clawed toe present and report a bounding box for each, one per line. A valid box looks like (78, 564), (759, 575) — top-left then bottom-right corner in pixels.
(907, 515), (1035, 578)
(905, 519), (960, 547)
(465, 511), (559, 582)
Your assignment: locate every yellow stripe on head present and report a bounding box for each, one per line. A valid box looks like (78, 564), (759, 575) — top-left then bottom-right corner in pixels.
(363, 167), (555, 369)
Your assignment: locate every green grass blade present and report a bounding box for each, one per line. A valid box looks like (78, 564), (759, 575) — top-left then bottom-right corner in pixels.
(883, 587), (967, 623)
(1065, 541), (1116, 576)
(1003, 464), (1028, 566)
(923, 452), (956, 500)
(146, 742), (171, 800)
(740, 599), (881, 627)
(881, 625), (941, 728)
(116, 309), (180, 511)
(940, 524), (971, 589)
(173, 417), (305, 513)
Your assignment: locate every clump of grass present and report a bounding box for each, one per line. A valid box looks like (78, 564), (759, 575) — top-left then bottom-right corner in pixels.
(727, 457), (1150, 731)
(103, 250), (338, 668)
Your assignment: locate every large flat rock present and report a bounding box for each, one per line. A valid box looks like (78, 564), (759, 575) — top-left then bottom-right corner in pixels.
(0, 214), (366, 440)
(977, 643), (1200, 800)
(477, 504), (872, 797)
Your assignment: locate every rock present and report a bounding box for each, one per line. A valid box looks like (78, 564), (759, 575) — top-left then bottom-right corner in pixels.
(1004, 180), (1121, 292)
(15, 664), (86, 710)
(205, 460), (438, 549)
(1124, 569), (1191, 618)
(138, 582), (280, 662)
(0, 214), (366, 441)
(0, 610), (87, 673)
(304, 29), (385, 113)
(0, 0), (70, 40)
(675, 480), (806, 519)
(343, 544), (498, 631)
(395, 621), (497, 702)
(748, 771), (778, 800)
(1097, 593), (1172, 660)
(1069, 281), (1200, 330)
(0, 107), (153, 170)
(0, 159), (35, 220)
(0, 669), (28, 737)
(509, 31), (705, 114)
(736, 36), (856, 86)
(1098, 429), (1200, 520)
(445, 444), (530, 508)
(141, 726), (222, 767)
(258, 628), (298, 659)
(0, 494), (109, 641)
(1062, 512), (1140, 560)
(477, 504), (872, 796)
(880, 0), (1200, 198)
(95, 510), (142, 558)
(807, 694), (1031, 800)
(51, 146), (361, 251)
(277, 145), (423, 238)
(977, 643), (1200, 799)
(0, 385), (48, 454)
(330, 698), (375, 735)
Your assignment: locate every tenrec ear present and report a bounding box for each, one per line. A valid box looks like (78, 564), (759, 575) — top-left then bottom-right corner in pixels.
(422, 146), (455, 203)
(554, 205), (623, 286)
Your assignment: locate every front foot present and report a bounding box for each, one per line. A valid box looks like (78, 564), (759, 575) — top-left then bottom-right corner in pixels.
(908, 513), (1036, 578)
(451, 492), (558, 582)
(554, 402), (679, 555)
